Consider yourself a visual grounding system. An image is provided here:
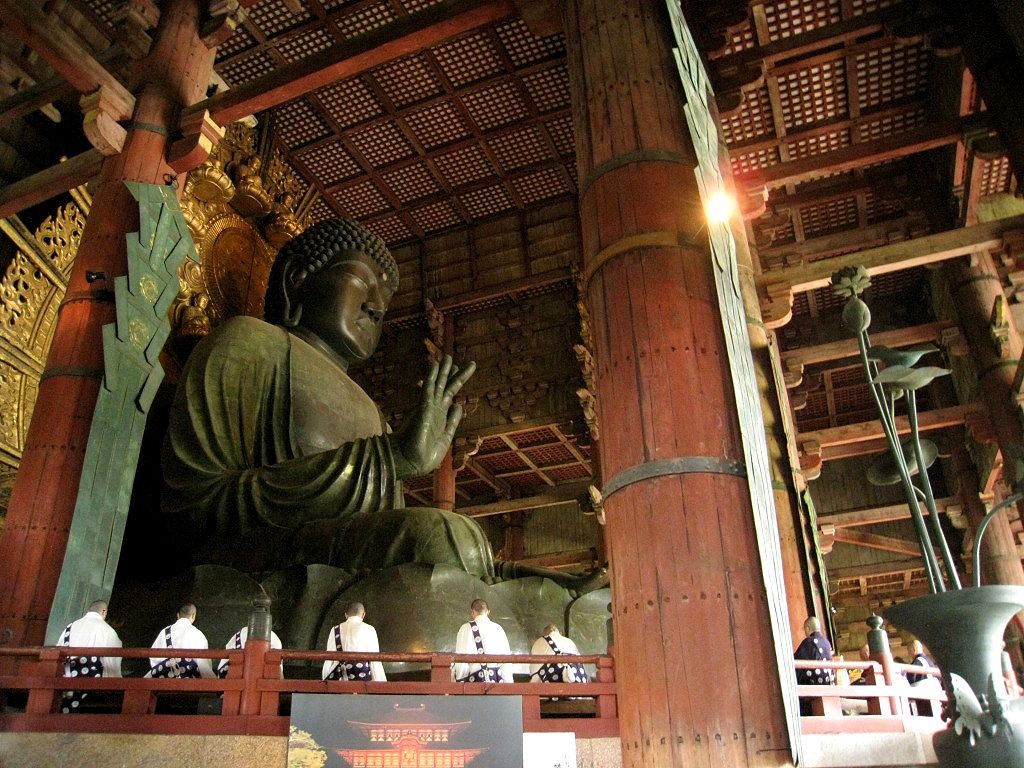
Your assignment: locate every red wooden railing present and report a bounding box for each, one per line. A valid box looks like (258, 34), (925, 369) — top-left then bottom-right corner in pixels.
(795, 658), (947, 735)
(0, 645), (965, 742)
(0, 643), (618, 738)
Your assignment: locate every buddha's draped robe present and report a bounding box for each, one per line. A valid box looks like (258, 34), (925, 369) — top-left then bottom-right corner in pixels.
(162, 316), (493, 577)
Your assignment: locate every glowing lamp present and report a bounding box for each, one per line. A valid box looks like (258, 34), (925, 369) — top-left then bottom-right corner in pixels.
(704, 190), (736, 223)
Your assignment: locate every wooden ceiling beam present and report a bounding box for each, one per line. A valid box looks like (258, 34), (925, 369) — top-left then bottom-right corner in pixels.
(712, 4), (911, 72)
(0, 77), (75, 123)
(800, 402), (985, 461)
(0, 0), (134, 120)
(517, 547), (597, 570)
(731, 101), (926, 158)
(756, 212), (1024, 293)
(190, 0), (517, 126)
(782, 321), (953, 370)
(756, 214), (927, 263)
(460, 455), (513, 499)
(818, 497), (955, 529)
(829, 585), (929, 607)
(0, 149), (104, 219)
(827, 558), (925, 581)
(832, 529), (922, 557)
(739, 117), (985, 191)
(769, 176), (889, 212)
(458, 480), (590, 518)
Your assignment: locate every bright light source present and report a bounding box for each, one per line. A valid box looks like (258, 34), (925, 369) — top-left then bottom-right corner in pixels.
(704, 190), (736, 223)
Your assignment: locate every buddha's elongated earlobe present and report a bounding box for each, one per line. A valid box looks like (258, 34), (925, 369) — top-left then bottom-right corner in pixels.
(279, 291), (302, 327)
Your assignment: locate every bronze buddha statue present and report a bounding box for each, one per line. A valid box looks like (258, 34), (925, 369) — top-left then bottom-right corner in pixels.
(161, 219), (494, 579)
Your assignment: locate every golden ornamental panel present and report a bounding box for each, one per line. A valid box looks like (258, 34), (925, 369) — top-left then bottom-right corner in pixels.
(0, 358), (26, 457)
(0, 250), (62, 354)
(35, 203), (86, 276)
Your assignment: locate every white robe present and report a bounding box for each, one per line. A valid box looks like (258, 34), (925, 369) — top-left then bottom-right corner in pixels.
(452, 614), (512, 683)
(61, 611), (122, 678)
(217, 626), (283, 677)
(149, 617), (215, 678)
(322, 616), (386, 681)
(529, 630), (580, 678)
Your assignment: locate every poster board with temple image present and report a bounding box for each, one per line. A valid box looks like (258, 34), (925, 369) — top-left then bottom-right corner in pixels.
(288, 693), (524, 768)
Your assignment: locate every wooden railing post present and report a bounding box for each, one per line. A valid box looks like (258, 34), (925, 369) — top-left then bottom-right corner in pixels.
(596, 651), (617, 720)
(239, 639), (269, 717)
(261, 649), (282, 716)
(867, 614), (904, 715)
(25, 648), (61, 714)
(431, 654), (453, 683)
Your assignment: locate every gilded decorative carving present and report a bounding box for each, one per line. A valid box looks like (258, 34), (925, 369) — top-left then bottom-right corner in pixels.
(0, 360), (25, 456)
(0, 201), (82, 514)
(35, 203), (85, 276)
(231, 155), (273, 217)
(188, 154), (234, 205)
(170, 121), (315, 356)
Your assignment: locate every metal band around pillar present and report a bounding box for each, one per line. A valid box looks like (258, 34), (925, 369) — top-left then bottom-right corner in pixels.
(579, 148), (692, 199)
(40, 366), (104, 383)
(602, 456), (747, 499)
(583, 230), (700, 290)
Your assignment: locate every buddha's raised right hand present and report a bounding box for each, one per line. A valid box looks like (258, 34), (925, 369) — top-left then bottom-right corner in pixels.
(393, 355), (476, 477)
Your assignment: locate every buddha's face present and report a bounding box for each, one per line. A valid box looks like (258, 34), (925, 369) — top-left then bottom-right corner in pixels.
(294, 248), (394, 364)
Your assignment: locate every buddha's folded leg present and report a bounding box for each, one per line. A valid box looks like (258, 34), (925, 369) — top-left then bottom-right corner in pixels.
(299, 507), (495, 579)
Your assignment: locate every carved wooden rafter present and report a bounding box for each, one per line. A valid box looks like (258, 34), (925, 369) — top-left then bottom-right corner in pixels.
(110, 0), (161, 59)
(0, 0), (136, 154)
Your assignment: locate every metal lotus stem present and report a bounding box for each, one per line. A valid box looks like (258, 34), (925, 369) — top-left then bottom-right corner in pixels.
(855, 329), (945, 593)
(973, 491), (1024, 588)
(905, 389), (961, 589)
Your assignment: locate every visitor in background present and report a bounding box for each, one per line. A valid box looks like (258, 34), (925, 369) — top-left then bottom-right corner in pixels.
(794, 616), (834, 715)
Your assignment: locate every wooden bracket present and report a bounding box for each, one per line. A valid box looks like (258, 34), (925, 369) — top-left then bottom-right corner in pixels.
(781, 356), (803, 389)
(799, 439), (822, 481)
(740, 183), (768, 221)
(817, 523), (835, 555)
(202, 0), (246, 48)
(168, 109), (225, 173)
(110, 0), (161, 59)
(939, 325), (970, 357)
(761, 282), (794, 329)
(81, 86), (132, 155)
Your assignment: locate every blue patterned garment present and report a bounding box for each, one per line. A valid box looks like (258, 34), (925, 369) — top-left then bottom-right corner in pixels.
(325, 625), (373, 681)
(794, 630), (835, 685)
(535, 634), (588, 683)
(147, 626), (200, 679)
(60, 624), (103, 714)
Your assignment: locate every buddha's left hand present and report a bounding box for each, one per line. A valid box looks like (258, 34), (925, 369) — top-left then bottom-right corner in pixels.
(394, 355), (476, 477)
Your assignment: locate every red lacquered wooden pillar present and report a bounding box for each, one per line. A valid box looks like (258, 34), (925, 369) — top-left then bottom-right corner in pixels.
(944, 252), (1024, 589)
(0, 0), (214, 647)
(564, 3), (790, 765)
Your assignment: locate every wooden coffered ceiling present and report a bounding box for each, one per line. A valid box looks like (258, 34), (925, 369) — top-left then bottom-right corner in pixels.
(1, 0), (1023, 585)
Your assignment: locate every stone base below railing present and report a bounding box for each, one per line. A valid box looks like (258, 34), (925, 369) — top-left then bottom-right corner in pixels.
(0, 732), (625, 768)
(802, 733), (938, 767)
